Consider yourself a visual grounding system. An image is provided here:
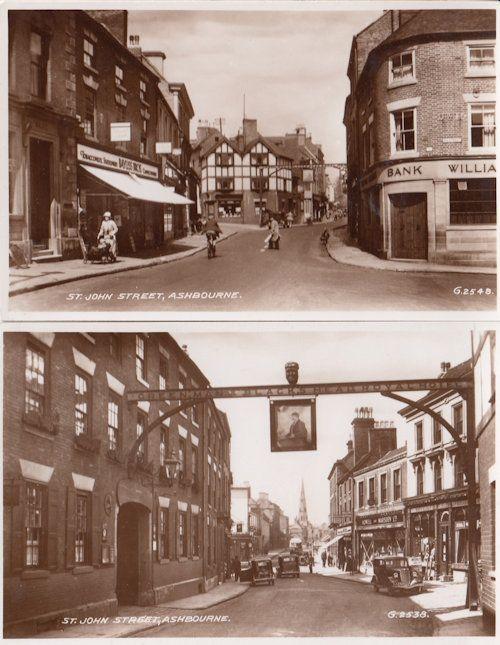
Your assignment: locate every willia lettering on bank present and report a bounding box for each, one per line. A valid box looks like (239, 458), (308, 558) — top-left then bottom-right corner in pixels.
(387, 161), (496, 178)
(448, 162), (496, 174)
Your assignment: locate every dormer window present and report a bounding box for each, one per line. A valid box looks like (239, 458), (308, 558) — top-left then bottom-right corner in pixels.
(389, 50), (416, 86)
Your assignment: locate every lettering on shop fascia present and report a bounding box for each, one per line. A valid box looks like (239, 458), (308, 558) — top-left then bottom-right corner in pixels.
(126, 378), (472, 403)
(379, 159), (496, 184)
(77, 144), (159, 179)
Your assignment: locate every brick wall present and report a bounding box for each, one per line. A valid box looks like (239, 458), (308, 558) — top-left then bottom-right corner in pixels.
(3, 332), (231, 633)
(358, 37), (496, 164)
(478, 416), (495, 618)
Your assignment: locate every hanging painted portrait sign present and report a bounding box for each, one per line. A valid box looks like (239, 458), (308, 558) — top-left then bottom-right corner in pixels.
(270, 398), (317, 452)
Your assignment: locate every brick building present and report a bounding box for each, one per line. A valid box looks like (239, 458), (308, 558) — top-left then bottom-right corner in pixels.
(8, 10), (193, 262)
(344, 10), (496, 267)
(3, 332), (231, 635)
(353, 447), (407, 572)
(327, 407), (398, 570)
(399, 360), (478, 582)
(473, 331), (495, 632)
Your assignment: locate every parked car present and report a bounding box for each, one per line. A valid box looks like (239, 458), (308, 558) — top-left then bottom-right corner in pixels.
(239, 560), (253, 582)
(250, 557), (275, 586)
(277, 553), (300, 578)
(372, 556), (424, 595)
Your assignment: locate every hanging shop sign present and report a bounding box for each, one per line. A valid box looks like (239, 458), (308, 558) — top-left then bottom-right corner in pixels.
(269, 398), (317, 453)
(110, 122), (131, 142)
(77, 143), (159, 179)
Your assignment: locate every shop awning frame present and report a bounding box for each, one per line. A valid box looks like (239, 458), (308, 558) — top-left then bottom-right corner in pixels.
(80, 164), (194, 205)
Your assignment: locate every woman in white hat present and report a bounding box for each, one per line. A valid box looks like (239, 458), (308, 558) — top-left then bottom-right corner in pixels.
(97, 211), (118, 259)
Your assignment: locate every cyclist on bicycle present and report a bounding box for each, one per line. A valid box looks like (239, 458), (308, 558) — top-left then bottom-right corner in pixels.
(203, 215), (222, 257)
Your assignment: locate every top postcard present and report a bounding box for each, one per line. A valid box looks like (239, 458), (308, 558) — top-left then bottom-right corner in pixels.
(5, 4), (497, 317)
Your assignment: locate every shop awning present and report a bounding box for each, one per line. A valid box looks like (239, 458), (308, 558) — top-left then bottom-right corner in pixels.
(81, 164), (194, 205)
(322, 536), (343, 548)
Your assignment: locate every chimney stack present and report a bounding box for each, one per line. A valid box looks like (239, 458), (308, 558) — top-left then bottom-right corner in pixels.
(143, 50), (166, 77)
(243, 118), (258, 144)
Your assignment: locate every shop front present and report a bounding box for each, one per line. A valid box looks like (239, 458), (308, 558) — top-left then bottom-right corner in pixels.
(359, 158), (496, 267)
(335, 525), (352, 571)
(406, 489), (479, 582)
(77, 143), (192, 255)
(356, 509), (406, 573)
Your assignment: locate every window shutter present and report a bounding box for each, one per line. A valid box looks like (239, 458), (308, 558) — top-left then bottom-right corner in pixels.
(92, 492), (100, 566)
(47, 485), (60, 570)
(11, 479), (27, 574)
(66, 487), (76, 568)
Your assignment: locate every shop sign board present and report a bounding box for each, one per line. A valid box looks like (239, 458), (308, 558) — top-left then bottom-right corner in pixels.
(110, 122), (131, 142)
(337, 525), (352, 536)
(378, 159), (496, 184)
(77, 144), (159, 179)
(358, 511), (404, 528)
(156, 142), (172, 154)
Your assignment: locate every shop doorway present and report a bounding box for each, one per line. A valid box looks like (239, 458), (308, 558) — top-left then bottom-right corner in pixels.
(390, 193), (428, 260)
(116, 502), (150, 605)
(438, 511), (451, 578)
(29, 138), (53, 248)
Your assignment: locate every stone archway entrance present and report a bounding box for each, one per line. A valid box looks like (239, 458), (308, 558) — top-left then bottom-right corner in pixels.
(116, 502), (151, 606)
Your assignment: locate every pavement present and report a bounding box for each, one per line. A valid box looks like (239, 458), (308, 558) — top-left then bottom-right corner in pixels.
(31, 581), (248, 639)
(327, 227), (496, 275)
(310, 562), (489, 636)
(9, 225), (239, 297)
(9, 221), (497, 312)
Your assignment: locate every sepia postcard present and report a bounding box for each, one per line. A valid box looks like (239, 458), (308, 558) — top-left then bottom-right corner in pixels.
(3, 2), (497, 317)
(2, 323), (496, 637)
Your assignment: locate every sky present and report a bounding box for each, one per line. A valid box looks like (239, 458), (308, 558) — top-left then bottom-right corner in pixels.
(171, 325), (475, 526)
(128, 9), (382, 163)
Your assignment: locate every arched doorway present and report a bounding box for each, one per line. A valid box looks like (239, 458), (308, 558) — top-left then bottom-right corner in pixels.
(116, 502), (151, 605)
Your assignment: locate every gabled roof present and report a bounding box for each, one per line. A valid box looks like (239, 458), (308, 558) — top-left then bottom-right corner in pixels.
(239, 135), (294, 161)
(398, 359), (472, 418)
(199, 134), (241, 159)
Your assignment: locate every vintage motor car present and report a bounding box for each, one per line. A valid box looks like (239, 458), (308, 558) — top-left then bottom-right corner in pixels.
(277, 553), (300, 578)
(239, 560), (253, 582)
(250, 557), (275, 586)
(372, 556), (424, 594)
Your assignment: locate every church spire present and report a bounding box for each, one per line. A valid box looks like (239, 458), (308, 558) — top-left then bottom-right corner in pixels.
(298, 479), (308, 527)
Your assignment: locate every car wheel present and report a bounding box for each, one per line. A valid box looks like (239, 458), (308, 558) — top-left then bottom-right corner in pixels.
(373, 584), (379, 593)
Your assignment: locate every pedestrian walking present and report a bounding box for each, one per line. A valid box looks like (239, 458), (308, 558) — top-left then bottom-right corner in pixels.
(232, 555), (241, 582)
(321, 550), (327, 567)
(262, 215), (280, 251)
(327, 553), (333, 567)
(308, 552), (314, 574)
(286, 210), (294, 228)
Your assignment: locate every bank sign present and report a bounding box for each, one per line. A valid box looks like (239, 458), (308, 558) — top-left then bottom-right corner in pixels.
(77, 144), (159, 179)
(378, 159), (496, 184)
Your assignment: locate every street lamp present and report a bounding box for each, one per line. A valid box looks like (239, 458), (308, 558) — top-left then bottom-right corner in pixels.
(161, 450), (181, 486)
